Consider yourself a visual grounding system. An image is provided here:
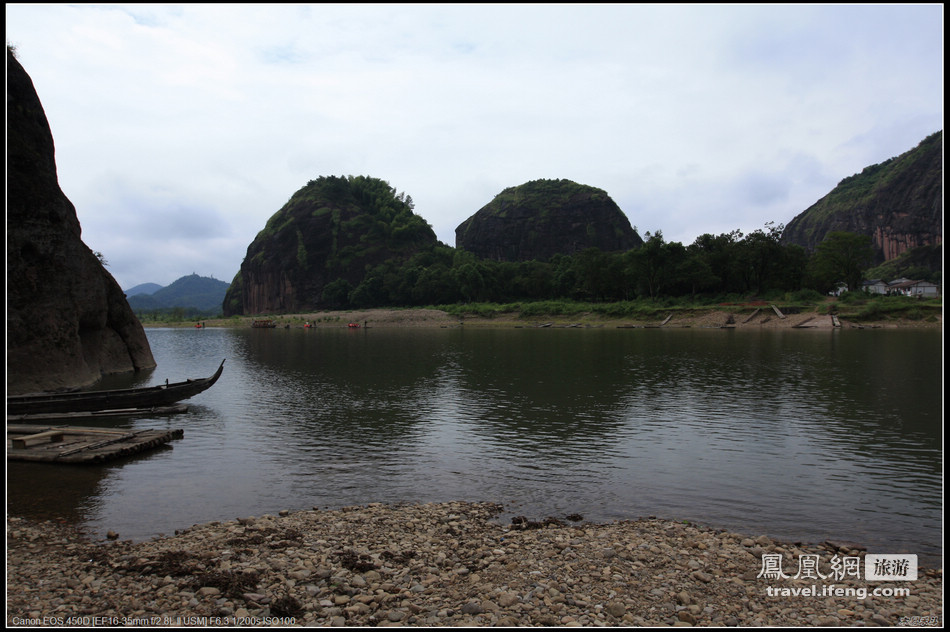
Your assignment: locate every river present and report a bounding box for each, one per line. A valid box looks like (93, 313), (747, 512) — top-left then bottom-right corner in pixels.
(6, 326), (943, 566)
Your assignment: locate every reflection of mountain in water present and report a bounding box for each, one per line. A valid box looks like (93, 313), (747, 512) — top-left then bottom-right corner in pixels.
(7, 327), (939, 566)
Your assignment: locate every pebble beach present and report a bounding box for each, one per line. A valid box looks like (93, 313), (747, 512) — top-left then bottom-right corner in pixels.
(6, 502), (943, 627)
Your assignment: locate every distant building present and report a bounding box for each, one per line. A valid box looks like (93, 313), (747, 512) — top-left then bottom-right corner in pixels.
(862, 279), (888, 295)
(886, 279), (941, 297)
(829, 282), (849, 296)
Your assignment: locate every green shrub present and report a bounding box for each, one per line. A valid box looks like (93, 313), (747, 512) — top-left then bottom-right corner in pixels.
(787, 289), (825, 303)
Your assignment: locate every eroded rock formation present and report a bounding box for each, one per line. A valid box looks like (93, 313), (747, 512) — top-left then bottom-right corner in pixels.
(224, 175), (437, 315)
(782, 132), (942, 266)
(455, 179), (643, 261)
(7, 48), (155, 394)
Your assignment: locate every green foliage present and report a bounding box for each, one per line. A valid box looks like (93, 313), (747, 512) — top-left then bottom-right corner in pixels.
(784, 131), (942, 247)
(296, 229), (308, 269)
(136, 305), (223, 321)
(785, 289), (826, 303)
(864, 244), (943, 283)
(292, 220), (883, 311)
(810, 231), (875, 291)
(229, 169), (941, 315)
(321, 278), (353, 309)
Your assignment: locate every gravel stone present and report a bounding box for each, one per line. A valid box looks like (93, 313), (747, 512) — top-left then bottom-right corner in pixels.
(6, 504), (943, 627)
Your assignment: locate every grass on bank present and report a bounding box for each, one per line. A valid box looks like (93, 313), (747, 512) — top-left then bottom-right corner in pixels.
(436, 292), (942, 324)
(137, 292), (942, 327)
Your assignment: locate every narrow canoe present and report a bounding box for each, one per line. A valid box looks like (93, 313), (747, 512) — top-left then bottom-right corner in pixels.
(7, 360), (225, 416)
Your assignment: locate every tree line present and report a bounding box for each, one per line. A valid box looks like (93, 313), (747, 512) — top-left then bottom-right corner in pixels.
(322, 224), (891, 309)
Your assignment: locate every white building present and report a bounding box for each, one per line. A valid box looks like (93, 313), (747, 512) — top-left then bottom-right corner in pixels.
(862, 279), (888, 294)
(886, 279), (941, 297)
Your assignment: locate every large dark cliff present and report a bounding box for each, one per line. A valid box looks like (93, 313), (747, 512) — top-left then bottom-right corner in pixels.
(7, 49), (155, 394)
(781, 131), (942, 265)
(224, 175), (437, 315)
(455, 179), (643, 261)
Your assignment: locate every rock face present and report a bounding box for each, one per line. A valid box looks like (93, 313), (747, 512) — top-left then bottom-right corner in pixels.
(455, 179), (643, 261)
(782, 131), (942, 266)
(7, 49), (155, 395)
(224, 175), (437, 315)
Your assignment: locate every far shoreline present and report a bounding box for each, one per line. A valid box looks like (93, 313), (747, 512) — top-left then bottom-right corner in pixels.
(145, 304), (942, 331)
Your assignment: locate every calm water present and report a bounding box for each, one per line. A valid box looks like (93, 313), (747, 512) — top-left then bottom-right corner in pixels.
(7, 326), (943, 566)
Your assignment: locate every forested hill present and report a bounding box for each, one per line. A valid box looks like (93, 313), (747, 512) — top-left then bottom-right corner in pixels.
(781, 131), (942, 265)
(455, 179), (643, 261)
(126, 274), (229, 313)
(223, 176), (438, 316)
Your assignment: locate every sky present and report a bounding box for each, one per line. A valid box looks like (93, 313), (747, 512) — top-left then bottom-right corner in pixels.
(6, 4), (944, 290)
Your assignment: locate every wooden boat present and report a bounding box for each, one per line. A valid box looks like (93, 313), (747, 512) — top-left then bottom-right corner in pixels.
(8, 424), (184, 464)
(8, 404), (189, 423)
(7, 360), (225, 416)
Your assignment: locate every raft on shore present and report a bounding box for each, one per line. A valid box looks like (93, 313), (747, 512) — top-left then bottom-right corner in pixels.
(7, 424), (183, 464)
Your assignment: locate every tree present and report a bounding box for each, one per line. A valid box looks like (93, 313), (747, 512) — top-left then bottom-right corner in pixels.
(739, 222), (785, 294)
(455, 263), (485, 302)
(679, 248), (720, 296)
(691, 230), (744, 293)
(629, 231), (672, 299)
(810, 231), (875, 292)
(322, 278), (353, 308)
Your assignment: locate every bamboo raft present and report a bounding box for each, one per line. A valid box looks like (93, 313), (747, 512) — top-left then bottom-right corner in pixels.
(7, 424), (184, 464)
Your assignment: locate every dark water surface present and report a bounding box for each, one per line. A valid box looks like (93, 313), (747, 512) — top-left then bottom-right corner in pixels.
(7, 326), (943, 566)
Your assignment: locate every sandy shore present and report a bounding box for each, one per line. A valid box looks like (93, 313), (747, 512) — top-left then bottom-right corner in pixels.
(174, 306), (940, 330)
(6, 503), (943, 627)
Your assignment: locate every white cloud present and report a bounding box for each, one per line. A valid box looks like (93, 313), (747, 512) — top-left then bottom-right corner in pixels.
(6, 3), (943, 289)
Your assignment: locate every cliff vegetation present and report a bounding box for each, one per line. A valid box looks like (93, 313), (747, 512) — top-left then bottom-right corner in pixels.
(782, 131), (942, 265)
(455, 179), (643, 261)
(223, 176), (437, 315)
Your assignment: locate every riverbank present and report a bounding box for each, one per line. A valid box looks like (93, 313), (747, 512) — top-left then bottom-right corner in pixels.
(6, 502), (942, 627)
(150, 304), (942, 330)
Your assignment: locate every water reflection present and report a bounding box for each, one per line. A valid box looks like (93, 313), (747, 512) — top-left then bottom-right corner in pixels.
(6, 327), (941, 566)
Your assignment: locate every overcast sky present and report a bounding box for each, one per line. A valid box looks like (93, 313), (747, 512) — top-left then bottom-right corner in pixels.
(7, 4), (944, 290)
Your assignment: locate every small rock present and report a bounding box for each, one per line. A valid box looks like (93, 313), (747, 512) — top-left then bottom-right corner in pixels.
(498, 592), (520, 607)
(387, 610), (406, 622)
(678, 611), (697, 624)
(461, 601), (484, 615)
(870, 614), (891, 626)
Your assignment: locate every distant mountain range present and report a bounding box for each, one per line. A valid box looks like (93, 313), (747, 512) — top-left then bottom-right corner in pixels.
(125, 282), (163, 296)
(125, 274), (229, 314)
